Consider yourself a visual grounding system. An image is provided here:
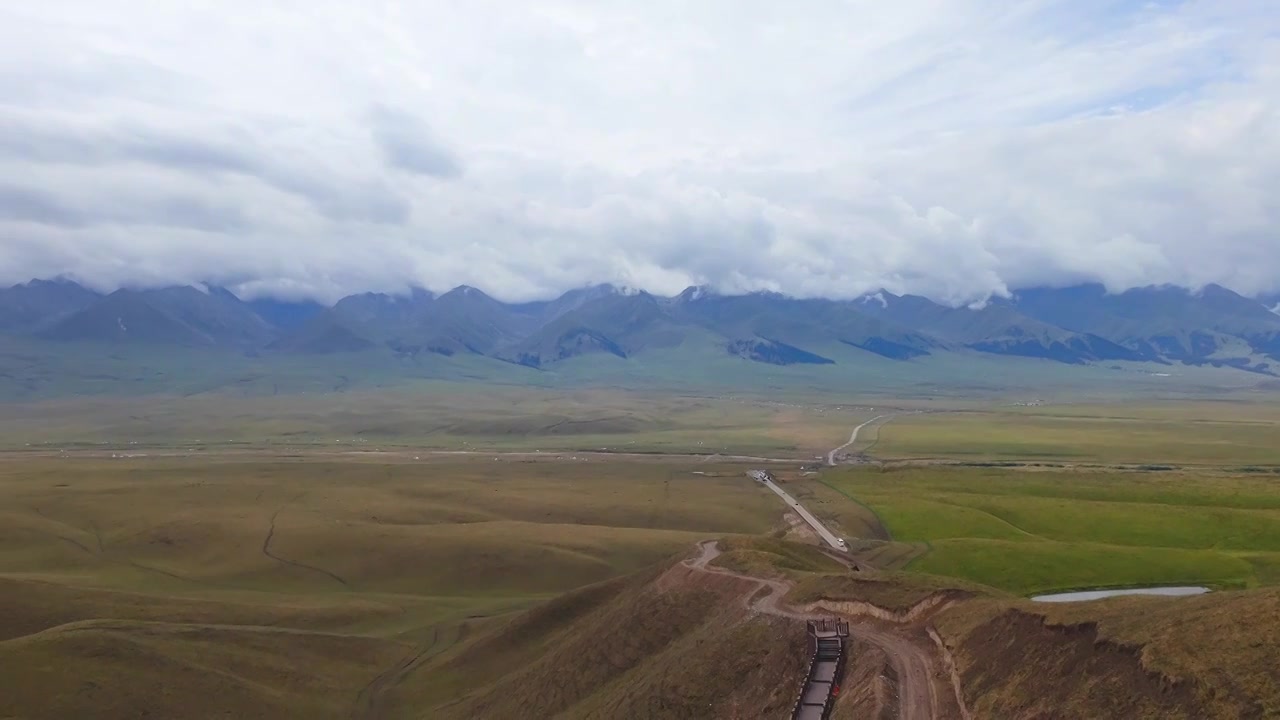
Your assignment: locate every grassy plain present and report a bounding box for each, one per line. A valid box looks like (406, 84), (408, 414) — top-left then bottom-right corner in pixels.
(874, 399), (1280, 466)
(0, 385), (883, 459)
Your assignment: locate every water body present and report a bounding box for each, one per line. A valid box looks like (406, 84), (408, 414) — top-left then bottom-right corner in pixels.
(1031, 586), (1210, 603)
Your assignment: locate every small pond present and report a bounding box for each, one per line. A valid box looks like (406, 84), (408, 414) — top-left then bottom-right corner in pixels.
(1031, 586), (1210, 603)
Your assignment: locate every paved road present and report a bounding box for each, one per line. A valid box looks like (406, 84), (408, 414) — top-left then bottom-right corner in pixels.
(751, 470), (847, 552)
(827, 415), (888, 466)
(683, 541), (954, 720)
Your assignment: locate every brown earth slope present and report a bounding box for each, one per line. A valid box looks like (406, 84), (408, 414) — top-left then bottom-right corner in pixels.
(934, 588), (1280, 719)
(393, 558), (809, 720)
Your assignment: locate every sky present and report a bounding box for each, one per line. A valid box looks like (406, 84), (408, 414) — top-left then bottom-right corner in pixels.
(0, 1), (1277, 306)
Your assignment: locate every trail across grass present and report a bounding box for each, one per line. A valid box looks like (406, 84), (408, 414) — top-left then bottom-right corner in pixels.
(824, 467), (1280, 595)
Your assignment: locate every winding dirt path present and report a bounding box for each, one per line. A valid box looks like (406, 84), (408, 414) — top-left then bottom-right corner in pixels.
(684, 541), (966, 720)
(827, 415), (889, 466)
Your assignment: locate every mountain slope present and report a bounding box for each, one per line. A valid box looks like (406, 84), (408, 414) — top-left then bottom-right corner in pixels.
(409, 558), (808, 720)
(408, 285), (538, 355)
(39, 290), (217, 346)
(671, 289), (936, 361)
(273, 289), (434, 353)
(38, 286), (277, 348)
(329, 288), (435, 341)
(501, 290), (691, 367)
(0, 279), (102, 333)
(1012, 284), (1280, 364)
(143, 286), (275, 347)
(247, 298), (325, 331)
(8, 276), (1280, 377)
(268, 312), (376, 354)
(859, 292), (1146, 364)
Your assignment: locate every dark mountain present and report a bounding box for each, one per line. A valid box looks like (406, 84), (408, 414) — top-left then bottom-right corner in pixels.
(858, 291), (1144, 363)
(269, 312), (375, 354)
(726, 338), (834, 365)
(670, 289), (935, 360)
(10, 276), (1280, 375)
(279, 285), (535, 357)
(248, 298), (326, 331)
(141, 286), (275, 347)
(410, 285), (536, 355)
(40, 289), (216, 346)
(0, 279), (101, 333)
(37, 285), (277, 348)
(513, 284), (631, 325)
(329, 288), (436, 340)
(1012, 284), (1280, 363)
(501, 290), (689, 367)
(275, 288), (435, 354)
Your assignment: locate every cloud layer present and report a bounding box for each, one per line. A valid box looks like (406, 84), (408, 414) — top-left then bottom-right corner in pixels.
(1, 1), (1277, 304)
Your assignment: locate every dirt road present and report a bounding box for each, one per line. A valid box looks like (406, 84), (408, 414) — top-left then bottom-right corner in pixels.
(684, 541), (965, 720)
(827, 415), (889, 466)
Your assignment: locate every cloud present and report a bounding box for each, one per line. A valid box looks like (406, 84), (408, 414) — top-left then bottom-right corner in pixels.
(370, 105), (463, 178)
(0, 1), (1277, 304)
(0, 115), (408, 224)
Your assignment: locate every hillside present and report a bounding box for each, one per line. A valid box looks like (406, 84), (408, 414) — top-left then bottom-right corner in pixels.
(1011, 284), (1280, 369)
(388, 538), (1280, 720)
(503, 290), (689, 367)
(935, 587), (1280, 718)
(0, 454), (785, 720)
(402, 562), (808, 719)
(0, 278), (101, 332)
(860, 291), (1145, 363)
(2, 448), (1279, 719)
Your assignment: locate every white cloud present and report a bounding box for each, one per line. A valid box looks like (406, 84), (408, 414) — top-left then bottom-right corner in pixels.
(0, 0), (1278, 305)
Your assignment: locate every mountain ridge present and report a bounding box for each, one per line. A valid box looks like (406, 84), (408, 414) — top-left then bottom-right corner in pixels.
(3, 278), (1278, 375)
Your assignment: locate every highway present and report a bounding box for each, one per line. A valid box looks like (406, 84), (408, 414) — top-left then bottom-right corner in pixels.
(750, 470), (847, 552)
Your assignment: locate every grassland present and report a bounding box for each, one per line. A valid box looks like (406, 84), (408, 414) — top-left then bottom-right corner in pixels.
(818, 466), (1280, 595)
(874, 399), (1280, 466)
(6, 332), (1273, 408)
(0, 385), (886, 459)
(0, 454), (783, 719)
(4, 386), (1280, 718)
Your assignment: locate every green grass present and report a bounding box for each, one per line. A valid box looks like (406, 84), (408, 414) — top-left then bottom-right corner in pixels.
(710, 536), (848, 577)
(875, 401), (1280, 465)
(825, 466), (1280, 595)
(911, 539), (1254, 595)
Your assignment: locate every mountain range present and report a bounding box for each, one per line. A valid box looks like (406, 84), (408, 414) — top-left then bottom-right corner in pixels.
(3, 278), (1279, 376)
